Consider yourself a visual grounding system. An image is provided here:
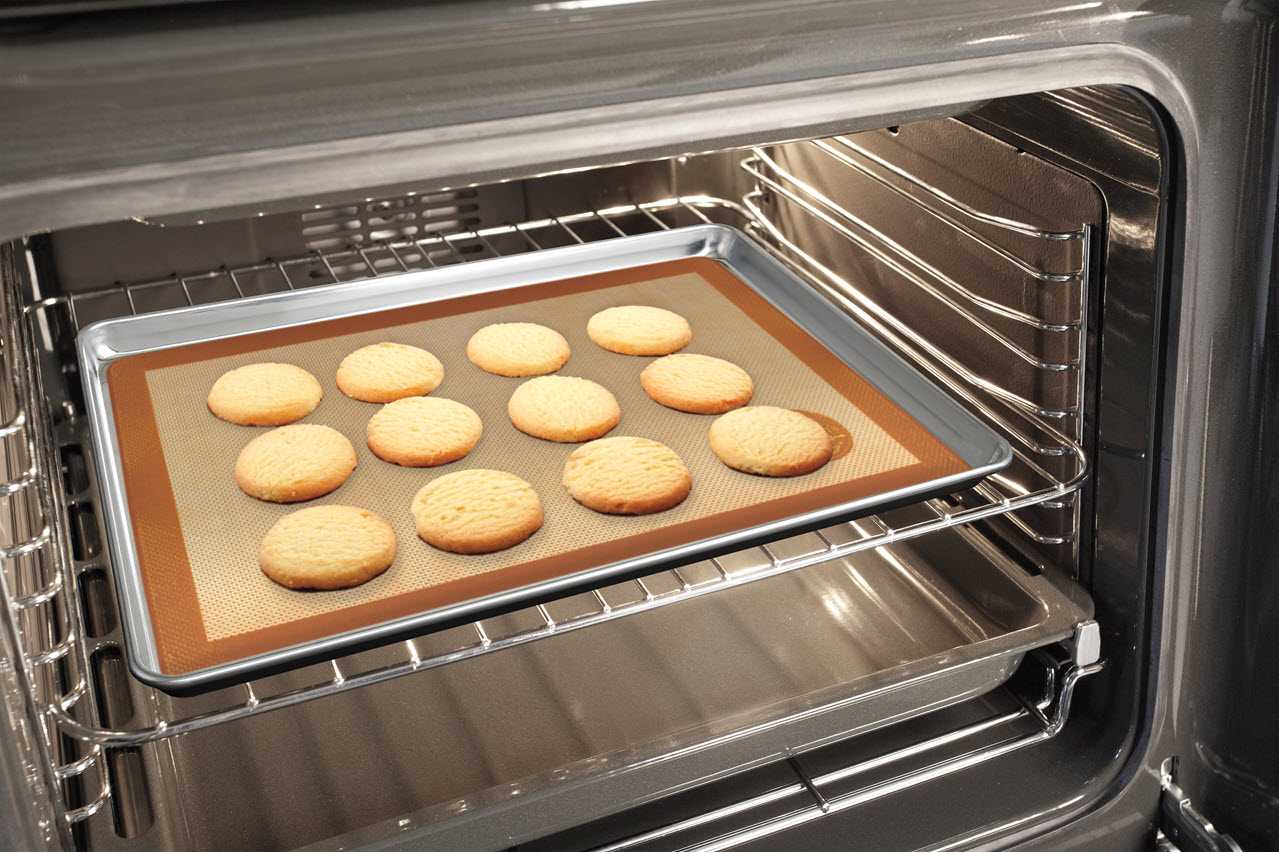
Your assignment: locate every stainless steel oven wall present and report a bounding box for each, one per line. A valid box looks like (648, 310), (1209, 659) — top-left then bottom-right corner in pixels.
(518, 86), (1172, 852)
(2, 0), (1277, 849)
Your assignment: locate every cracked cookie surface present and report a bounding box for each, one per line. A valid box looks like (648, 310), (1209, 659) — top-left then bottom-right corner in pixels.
(411, 469), (543, 554)
(587, 305), (692, 356)
(708, 406), (834, 477)
(466, 322), (570, 377)
(563, 436), (692, 515)
(208, 362), (322, 426)
(367, 396), (482, 467)
(337, 342), (444, 403)
(508, 375), (620, 442)
(258, 505), (395, 590)
(235, 424), (357, 503)
(640, 353), (753, 414)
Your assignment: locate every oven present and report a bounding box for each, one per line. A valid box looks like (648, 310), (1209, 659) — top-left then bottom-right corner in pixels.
(0, 1), (1273, 849)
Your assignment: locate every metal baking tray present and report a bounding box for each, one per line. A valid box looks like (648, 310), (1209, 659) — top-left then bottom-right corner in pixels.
(77, 224), (1012, 693)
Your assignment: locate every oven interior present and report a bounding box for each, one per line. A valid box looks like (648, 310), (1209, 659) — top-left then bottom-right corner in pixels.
(0, 85), (1168, 850)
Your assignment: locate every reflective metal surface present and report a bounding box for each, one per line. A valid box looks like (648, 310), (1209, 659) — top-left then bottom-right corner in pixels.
(0, 0), (1274, 846)
(76, 222), (1016, 692)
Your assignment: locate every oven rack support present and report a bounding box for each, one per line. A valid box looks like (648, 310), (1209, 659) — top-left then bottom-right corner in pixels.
(0, 196), (1088, 832)
(740, 142), (1092, 555)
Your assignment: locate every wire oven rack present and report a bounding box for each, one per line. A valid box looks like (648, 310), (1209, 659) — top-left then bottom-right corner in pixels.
(0, 141), (1094, 843)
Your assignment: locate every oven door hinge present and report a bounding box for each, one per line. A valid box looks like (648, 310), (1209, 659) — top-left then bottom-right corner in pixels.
(1155, 758), (1240, 852)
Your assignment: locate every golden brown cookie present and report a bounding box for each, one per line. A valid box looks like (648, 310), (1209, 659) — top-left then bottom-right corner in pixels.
(587, 305), (692, 356)
(258, 505), (396, 590)
(336, 342), (444, 403)
(366, 397), (482, 467)
(235, 424), (357, 503)
(411, 469), (543, 554)
(640, 353), (753, 414)
(466, 322), (571, 377)
(207, 362), (323, 426)
(708, 406), (834, 477)
(507, 375), (620, 442)
(563, 436), (692, 515)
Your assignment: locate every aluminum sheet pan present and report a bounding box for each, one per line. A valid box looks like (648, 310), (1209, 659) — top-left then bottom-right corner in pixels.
(77, 225), (1012, 693)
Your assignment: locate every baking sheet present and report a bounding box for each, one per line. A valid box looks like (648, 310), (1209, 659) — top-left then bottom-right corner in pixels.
(78, 225), (1012, 692)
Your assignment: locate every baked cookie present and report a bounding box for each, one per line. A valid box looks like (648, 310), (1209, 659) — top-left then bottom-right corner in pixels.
(563, 436), (691, 515)
(207, 362), (322, 426)
(587, 305), (691, 356)
(258, 505), (395, 590)
(235, 424), (357, 503)
(336, 342), (444, 403)
(508, 375), (620, 442)
(466, 322), (571, 377)
(708, 406), (834, 477)
(411, 469), (543, 554)
(640, 353), (753, 414)
(366, 396), (482, 467)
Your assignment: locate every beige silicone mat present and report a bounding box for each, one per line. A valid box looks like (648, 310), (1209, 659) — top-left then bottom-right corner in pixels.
(107, 258), (968, 675)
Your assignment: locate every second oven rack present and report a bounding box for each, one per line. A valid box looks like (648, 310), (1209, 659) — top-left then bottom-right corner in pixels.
(1, 191), (1088, 836)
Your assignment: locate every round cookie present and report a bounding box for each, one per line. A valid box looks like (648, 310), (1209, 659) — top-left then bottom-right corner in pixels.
(508, 375), (620, 442)
(411, 469), (543, 554)
(563, 436), (692, 515)
(587, 305), (692, 356)
(337, 342), (444, 403)
(640, 353), (753, 414)
(366, 397), (482, 467)
(207, 362), (322, 426)
(708, 406), (834, 477)
(466, 322), (571, 377)
(235, 424), (357, 503)
(258, 505), (395, 590)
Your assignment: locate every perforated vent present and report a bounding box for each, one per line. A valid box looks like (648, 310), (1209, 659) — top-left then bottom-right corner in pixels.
(301, 190), (481, 251)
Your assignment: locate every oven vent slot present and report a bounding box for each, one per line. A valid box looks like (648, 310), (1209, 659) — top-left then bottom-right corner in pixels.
(301, 190), (482, 274)
(301, 190), (479, 248)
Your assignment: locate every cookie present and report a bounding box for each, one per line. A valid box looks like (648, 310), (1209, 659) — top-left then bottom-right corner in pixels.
(466, 322), (571, 377)
(337, 342), (444, 403)
(366, 396), (482, 467)
(235, 424), (357, 503)
(207, 362), (322, 426)
(508, 375), (620, 442)
(587, 305), (692, 356)
(563, 436), (692, 515)
(258, 505), (395, 590)
(640, 353), (753, 414)
(411, 469), (543, 554)
(708, 406), (834, 477)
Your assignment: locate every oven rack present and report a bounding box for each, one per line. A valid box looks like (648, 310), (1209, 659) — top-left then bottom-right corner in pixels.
(0, 193), (1088, 838)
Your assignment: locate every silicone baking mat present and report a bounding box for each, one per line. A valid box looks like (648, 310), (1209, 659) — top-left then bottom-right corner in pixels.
(105, 257), (968, 677)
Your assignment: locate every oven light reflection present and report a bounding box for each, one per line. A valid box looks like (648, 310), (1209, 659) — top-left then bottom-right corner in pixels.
(964, 2), (1107, 46)
(532, 0), (665, 10)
